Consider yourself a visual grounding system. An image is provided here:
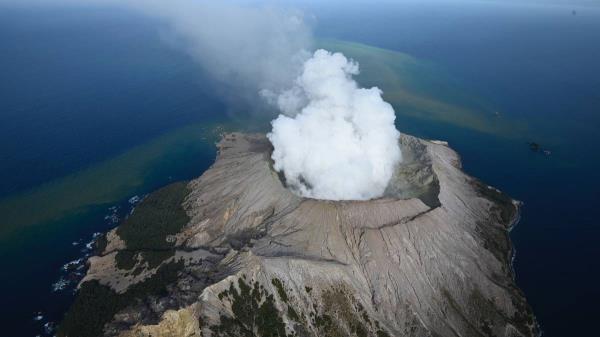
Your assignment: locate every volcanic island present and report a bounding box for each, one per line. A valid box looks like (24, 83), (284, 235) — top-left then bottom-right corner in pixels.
(58, 132), (539, 337)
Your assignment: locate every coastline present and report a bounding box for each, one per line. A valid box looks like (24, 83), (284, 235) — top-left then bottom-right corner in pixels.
(58, 132), (540, 337)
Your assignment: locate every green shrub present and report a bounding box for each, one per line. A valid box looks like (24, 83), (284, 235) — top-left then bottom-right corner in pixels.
(58, 260), (183, 337)
(117, 181), (190, 251)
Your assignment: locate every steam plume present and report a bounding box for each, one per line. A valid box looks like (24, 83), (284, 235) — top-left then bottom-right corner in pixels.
(120, 1), (403, 200)
(12, 0), (403, 200)
(128, 0), (312, 95)
(268, 50), (402, 200)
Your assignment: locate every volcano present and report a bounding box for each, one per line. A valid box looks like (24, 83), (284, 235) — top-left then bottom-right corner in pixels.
(59, 132), (538, 337)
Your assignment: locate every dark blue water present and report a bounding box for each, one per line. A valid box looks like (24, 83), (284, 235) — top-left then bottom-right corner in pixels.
(0, 5), (226, 336)
(1, 2), (599, 336)
(313, 1), (600, 336)
(0, 5), (225, 198)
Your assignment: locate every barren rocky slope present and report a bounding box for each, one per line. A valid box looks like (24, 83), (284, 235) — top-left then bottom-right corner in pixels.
(59, 132), (538, 337)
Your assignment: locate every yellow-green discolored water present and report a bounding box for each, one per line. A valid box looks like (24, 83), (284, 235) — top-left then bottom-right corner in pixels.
(319, 39), (529, 139)
(0, 39), (536, 336)
(0, 39), (520, 249)
(0, 123), (232, 246)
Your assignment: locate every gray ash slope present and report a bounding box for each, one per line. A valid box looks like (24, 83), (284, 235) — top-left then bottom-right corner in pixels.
(59, 132), (539, 337)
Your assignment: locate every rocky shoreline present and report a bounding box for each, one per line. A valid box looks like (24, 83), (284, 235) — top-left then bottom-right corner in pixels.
(58, 132), (539, 337)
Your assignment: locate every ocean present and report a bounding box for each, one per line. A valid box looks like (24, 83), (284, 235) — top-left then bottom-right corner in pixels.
(0, 5), (227, 336)
(1, 2), (599, 336)
(314, 2), (600, 336)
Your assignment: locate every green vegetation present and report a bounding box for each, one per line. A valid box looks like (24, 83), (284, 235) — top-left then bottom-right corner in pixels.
(115, 250), (137, 270)
(472, 179), (516, 224)
(468, 288), (501, 337)
(314, 286), (370, 337)
(117, 181), (190, 250)
(312, 285), (386, 337)
(212, 277), (289, 337)
(58, 181), (193, 336)
(271, 278), (289, 303)
(143, 250), (178, 269)
(472, 179), (516, 265)
(287, 305), (300, 322)
(114, 181), (190, 270)
(477, 220), (511, 267)
(213, 279), (391, 337)
(376, 330), (391, 337)
(441, 286), (537, 337)
(58, 260), (184, 337)
(510, 288), (537, 336)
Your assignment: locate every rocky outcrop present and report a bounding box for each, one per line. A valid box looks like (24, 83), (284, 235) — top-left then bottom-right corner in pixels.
(59, 132), (538, 337)
(118, 308), (201, 337)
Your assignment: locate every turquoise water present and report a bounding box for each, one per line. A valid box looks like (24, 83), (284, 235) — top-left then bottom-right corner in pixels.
(1, 2), (599, 336)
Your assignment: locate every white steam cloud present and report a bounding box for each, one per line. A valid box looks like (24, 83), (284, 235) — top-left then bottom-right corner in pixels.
(118, 0), (403, 200)
(133, 0), (315, 115)
(127, 0), (312, 95)
(24, 0), (313, 105)
(268, 50), (402, 200)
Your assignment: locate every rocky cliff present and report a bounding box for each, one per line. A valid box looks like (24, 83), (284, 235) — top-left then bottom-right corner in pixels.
(58, 132), (539, 337)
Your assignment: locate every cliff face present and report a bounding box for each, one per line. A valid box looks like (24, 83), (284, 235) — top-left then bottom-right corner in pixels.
(59, 133), (538, 337)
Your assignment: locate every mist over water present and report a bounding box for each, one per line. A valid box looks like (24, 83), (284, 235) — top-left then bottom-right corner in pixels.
(112, 0), (403, 200)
